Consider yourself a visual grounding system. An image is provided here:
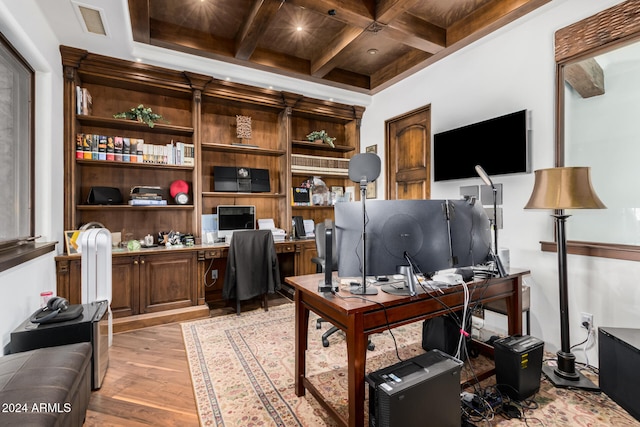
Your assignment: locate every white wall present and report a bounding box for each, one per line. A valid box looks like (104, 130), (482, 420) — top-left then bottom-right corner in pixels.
(363, 0), (636, 366)
(0, 0), (63, 353)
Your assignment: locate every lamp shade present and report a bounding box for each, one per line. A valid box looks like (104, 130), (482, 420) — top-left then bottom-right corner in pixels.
(524, 167), (605, 210)
(349, 152), (381, 183)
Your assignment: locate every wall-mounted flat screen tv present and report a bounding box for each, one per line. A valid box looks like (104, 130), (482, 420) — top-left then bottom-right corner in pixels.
(433, 109), (530, 181)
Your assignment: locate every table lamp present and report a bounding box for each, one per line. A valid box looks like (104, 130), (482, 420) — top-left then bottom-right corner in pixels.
(524, 166), (605, 390)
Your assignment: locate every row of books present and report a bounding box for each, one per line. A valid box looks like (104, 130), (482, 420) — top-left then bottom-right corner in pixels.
(75, 86), (93, 116)
(75, 134), (194, 166)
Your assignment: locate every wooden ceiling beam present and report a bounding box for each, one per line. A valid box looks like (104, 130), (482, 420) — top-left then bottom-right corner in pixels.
(383, 12), (446, 54)
(375, 0), (420, 23)
(564, 58), (605, 98)
(370, 49), (431, 89)
(311, 26), (366, 77)
(128, 0), (150, 43)
(285, 0), (374, 28)
(235, 0), (284, 60)
(447, 0), (548, 45)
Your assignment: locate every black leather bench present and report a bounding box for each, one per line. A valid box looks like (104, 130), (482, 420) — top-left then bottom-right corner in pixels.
(0, 342), (92, 426)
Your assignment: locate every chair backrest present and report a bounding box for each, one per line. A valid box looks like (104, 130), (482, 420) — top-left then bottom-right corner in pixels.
(314, 221), (338, 271)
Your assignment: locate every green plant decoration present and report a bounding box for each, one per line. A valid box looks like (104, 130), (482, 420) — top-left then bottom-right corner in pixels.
(306, 130), (336, 148)
(113, 104), (167, 128)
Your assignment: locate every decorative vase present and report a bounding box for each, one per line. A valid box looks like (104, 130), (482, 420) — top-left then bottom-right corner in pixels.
(310, 176), (329, 206)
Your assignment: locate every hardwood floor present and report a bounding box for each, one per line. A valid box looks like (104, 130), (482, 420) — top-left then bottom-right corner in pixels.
(85, 294), (292, 426)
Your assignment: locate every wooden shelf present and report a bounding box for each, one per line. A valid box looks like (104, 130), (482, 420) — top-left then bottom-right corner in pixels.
(292, 140), (354, 152)
(76, 159), (194, 170)
(202, 192), (286, 199)
(201, 142), (285, 156)
(292, 170), (349, 179)
(291, 205), (336, 209)
(77, 115), (194, 136)
(77, 204), (193, 210)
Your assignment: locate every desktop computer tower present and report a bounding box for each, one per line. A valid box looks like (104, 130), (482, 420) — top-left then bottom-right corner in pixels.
(422, 312), (471, 360)
(599, 327), (640, 421)
(366, 349), (463, 427)
(493, 335), (543, 401)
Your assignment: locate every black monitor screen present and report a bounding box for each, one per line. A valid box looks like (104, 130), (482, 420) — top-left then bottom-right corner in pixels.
(217, 205), (256, 232)
(335, 199), (491, 277)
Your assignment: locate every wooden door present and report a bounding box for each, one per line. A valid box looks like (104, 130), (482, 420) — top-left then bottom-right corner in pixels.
(386, 105), (431, 200)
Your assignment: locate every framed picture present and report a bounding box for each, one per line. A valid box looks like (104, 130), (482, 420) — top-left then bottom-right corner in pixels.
(64, 230), (84, 254)
(365, 145), (377, 199)
(331, 186), (344, 197)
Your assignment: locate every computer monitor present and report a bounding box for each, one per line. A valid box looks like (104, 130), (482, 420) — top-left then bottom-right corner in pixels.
(447, 199), (492, 268)
(217, 205), (256, 240)
(335, 200), (451, 278)
(335, 199), (492, 279)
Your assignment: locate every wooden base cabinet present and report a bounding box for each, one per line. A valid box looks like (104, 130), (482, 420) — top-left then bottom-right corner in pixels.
(56, 250), (202, 323)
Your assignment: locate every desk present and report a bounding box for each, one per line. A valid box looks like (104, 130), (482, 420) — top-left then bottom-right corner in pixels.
(286, 268), (530, 427)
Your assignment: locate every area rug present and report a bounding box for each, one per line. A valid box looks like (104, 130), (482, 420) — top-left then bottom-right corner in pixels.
(182, 303), (639, 426)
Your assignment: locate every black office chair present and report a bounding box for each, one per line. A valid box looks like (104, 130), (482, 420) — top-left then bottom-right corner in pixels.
(312, 222), (374, 350)
(223, 229), (281, 315)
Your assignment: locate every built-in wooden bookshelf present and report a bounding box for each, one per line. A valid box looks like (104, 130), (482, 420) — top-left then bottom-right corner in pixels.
(58, 46), (364, 323)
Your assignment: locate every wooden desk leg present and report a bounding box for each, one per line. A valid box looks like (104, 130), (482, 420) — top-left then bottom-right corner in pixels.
(295, 291), (309, 397)
(346, 314), (367, 427)
(506, 275), (523, 335)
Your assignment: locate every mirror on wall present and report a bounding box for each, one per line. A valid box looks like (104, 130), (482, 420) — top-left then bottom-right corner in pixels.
(555, 0), (640, 260)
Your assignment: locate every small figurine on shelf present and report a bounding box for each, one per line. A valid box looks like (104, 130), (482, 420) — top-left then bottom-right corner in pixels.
(113, 104), (167, 128)
(306, 130), (336, 148)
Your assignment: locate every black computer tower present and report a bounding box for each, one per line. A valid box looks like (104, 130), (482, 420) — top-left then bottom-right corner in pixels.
(493, 335), (543, 401)
(422, 312), (471, 360)
(366, 349), (463, 427)
(599, 327), (640, 421)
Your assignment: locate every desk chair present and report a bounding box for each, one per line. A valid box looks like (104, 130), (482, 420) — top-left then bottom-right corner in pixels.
(222, 229), (281, 315)
(311, 222), (374, 350)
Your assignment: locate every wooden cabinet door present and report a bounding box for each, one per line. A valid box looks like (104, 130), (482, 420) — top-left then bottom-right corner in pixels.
(386, 105), (431, 200)
(111, 256), (140, 318)
(295, 240), (318, 276)
(139, 252), (197, 313)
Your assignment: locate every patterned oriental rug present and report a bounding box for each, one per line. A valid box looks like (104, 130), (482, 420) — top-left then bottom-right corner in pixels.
(181, 303), (639, 426)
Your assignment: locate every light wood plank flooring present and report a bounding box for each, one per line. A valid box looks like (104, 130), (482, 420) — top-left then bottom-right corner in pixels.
(85, 294), (291, 426)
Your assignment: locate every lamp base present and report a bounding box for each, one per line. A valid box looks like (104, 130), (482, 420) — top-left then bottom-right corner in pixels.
(542, 351), (599, 391)
(350, 284), (378, 295)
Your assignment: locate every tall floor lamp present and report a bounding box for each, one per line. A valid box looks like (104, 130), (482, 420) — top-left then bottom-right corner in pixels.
(349, 152), (381, 296)
(524, 166), (605, 390)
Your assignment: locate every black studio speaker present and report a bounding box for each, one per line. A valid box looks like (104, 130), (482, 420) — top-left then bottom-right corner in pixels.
(599, 327), (640, 421)
(213, 166), (239, 192)
(250, 168), (270, 192)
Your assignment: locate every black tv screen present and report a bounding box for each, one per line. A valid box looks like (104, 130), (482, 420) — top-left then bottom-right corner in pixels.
(433, 110), (530, 181)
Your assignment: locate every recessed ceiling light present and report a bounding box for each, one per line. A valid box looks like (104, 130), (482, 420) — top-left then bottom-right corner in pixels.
(225, 77), (231, 81)
(367, 48), (379, 55)
(296, 26), (303, 32)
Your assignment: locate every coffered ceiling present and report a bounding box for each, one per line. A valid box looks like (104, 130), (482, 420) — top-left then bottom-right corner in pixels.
(128, 0), (550, 94)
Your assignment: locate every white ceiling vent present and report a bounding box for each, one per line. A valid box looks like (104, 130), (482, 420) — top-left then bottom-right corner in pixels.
(72, 2), (110, 37)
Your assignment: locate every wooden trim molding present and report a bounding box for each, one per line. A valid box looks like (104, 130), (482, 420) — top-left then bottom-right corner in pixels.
(541, 240), (640, 262)
(0, 241), (57, 273)
(553, 0), (640, 262)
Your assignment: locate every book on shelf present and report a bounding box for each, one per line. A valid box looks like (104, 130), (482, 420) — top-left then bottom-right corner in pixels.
(128, 199), (168, 206)
(81, 87), (93, 116)
(98, 135), (107, 161)
(114, 136), (123, 162)
(183, 143), (195, 166)
(291, 153), (349, 176)
(76, 134), (84, 159)
(82, 134), (92, 159)
(136, 139), (144, 163)
(130, 194), (163, 201)
(106, 136), (115, 161)
(129, 139), (138, 163)
(75, 86), (82, 115)
(123, 137), (130, 162)
(91, 135), (99, 160)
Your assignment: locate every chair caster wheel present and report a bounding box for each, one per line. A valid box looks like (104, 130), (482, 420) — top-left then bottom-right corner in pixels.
(368, 342), (375, 351)
(316, 319), (322, 330)
(322, 338), (330, 347)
